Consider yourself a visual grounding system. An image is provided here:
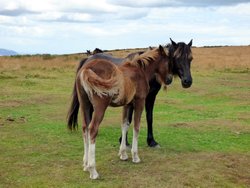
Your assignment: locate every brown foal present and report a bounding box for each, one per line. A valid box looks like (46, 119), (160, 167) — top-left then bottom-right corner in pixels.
(68, 45), (172, 179)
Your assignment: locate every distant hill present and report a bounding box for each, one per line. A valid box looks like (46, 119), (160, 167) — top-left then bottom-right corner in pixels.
(0, 49), (18, 56)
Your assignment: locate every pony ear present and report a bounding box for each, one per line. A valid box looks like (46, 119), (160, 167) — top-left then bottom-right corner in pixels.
(188, 39), (193, 47)
(170, 38), (177, 47)
(86, 50), (91, 56)
(159, 45), (167, 56)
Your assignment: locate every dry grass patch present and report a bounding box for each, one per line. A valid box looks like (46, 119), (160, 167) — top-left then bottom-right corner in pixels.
(192, 46), (250, 70)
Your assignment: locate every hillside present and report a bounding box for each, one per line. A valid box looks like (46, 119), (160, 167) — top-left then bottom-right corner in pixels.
(0, 48), (18, 56)
(0, 46), (249, 71)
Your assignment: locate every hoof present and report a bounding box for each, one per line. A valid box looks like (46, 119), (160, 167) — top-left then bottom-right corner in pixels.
(89, 167), (99, 180)
(132, 153), (141, 163)
(120, 153), (128, 161)
(90, 173), (99, 180)
(147, 139), (160, 148)
(83, 166), (88, 172)
(156, 144), (161, 148)
(132, 157), (141, 163)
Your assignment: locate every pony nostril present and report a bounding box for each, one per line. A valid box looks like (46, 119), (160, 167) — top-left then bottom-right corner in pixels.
(166, 75), (173, 85)
(182, 78), (192, 87)
(166, 79), (172, 85)
(184, 79), (189, 84)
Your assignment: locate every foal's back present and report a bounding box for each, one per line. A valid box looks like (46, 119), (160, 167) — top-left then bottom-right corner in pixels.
(83, 59), (118, 80)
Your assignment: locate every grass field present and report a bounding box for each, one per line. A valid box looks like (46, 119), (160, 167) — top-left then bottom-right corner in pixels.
(0, 46), (250, 187)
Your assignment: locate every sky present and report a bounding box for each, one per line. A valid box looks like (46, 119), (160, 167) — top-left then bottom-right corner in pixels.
(0, 0), (250, 54)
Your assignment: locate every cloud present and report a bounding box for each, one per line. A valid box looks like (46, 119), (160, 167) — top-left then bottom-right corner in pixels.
(37, 12), (97, 23)
(0, 7), (39, 16)
(216, 2), (250, 15)
(0, 0), (149, 23)
(0, 0), (250, 54)
(107, 0), (250, 8)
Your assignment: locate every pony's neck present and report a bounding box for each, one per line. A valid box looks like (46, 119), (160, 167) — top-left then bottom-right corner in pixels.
(143, 59), (159, 82)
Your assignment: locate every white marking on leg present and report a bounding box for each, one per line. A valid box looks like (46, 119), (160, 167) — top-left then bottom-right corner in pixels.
(131, 128), (140, 163)
(119, 121), (129, 160)
(83, 130), (89, 171)
(87, 133), (99, 179)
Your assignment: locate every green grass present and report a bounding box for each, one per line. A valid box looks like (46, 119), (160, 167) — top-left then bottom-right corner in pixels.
(0, 63), (250, 187)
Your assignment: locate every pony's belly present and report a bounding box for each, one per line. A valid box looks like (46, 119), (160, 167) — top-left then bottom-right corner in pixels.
(109, 98), (131, 107)
(109, 85), (135, 107)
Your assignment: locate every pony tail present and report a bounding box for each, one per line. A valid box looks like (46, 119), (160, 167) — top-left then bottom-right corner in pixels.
(81, 68), (119, 98)
(67, 58), (88, 130)
(67, 82), (79, 130)
(77, 58), (87, 72)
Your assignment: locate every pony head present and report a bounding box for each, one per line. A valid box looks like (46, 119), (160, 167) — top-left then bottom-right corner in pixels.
(156, 45), (173, 85)
(169, 38), (193, 88)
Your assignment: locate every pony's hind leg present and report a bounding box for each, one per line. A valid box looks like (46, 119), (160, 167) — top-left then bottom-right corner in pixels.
(87, 97), (109, 179)
(83, 126), (88, 171)
(119, 105), (132, 160)
(87, 135), (98, 179)
(75, 78), (93, 171)
(82, 104), (93, 171)
(76, 82), (94, 172)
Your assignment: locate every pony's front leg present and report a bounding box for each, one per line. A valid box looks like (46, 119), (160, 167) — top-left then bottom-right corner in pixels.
(119, 105), (131, 161)
(131, 99), (144, 163)
(145, 82), (161, 147)
(119, 104), (133, 146)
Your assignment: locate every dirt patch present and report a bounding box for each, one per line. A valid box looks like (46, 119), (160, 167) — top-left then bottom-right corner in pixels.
(207, 153), (250, 185)
(6, 116), (15, 122)
(169, 122), (190, 128)
(0, 95), (56, 108)
(25, 73), (56, 79)
(144, 151), (250, 187)
(108, 151), (250, 187)
(0, 100), (24, 108)
(168, 120), (250, 133)
(0, 73), (18, 79)
(0, 117), (4, 127)
(0, 116), (27, 126)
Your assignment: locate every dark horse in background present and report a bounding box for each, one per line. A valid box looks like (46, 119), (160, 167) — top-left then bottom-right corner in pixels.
(120, 38), (193, 147)
(86, 48), (104, 56)
(147, 39), (193, 146)
(68, 38), (193, 147)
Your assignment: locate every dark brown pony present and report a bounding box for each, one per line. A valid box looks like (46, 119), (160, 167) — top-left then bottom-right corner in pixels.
(93, 48), (103, 54)
(67, 45), (171, 179)
(86, 48), (104, 56)
(86, 50), (91, 56)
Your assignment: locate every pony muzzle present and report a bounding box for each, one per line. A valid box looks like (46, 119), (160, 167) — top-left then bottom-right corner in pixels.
(165, 74), (173, 85)
(181, 76), (192, 88)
